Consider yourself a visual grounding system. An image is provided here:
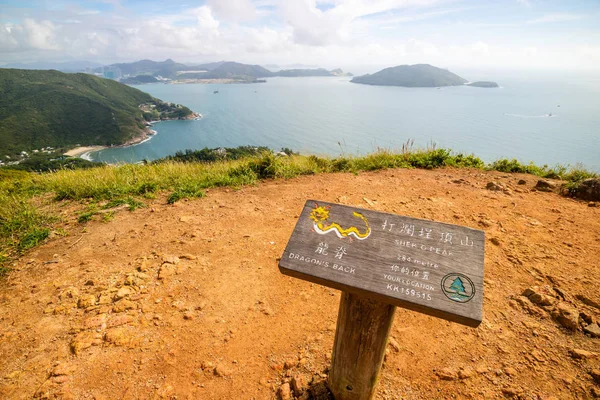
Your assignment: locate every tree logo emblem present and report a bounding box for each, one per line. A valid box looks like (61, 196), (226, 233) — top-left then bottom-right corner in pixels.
(441, 273), (475, 303)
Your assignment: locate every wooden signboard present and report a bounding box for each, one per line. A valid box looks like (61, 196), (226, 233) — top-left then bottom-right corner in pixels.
(279, 200), (485, 327)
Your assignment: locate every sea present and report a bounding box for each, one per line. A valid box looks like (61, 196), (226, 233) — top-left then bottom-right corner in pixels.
(88, 69), (600, 171)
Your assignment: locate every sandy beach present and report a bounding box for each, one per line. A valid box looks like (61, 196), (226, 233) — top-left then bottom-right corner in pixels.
(64, 145), (107, 157)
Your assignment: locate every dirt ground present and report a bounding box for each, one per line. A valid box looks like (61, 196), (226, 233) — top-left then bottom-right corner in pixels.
(1, 167), (599, 399)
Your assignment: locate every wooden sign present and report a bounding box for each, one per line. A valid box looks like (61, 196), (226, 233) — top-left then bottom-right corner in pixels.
(279, 200), (485, 327)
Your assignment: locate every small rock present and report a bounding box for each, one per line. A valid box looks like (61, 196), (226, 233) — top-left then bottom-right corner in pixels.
(479, 218), (494, 227)
(291, 374), (308, 394)
(158, 263), (176, 280)
(83, 314), (107, 329)
(503, 367), (518, 376)
(114, 286), (133, 301)
(162, 255), (180, 265)
(52, 375), (69, 384)
(591, 369), (600, 384)
(138, 259), (151, 272)
(569, 178), (600, 201)
(388, 337), (400, 352)
(523, 287), (555, 307)
(590, 202), (598, 207)
(502, 387), (523, 397)
(107, 315), (133, 328)
(476, 366), (490, 374)
(52, 363), (76, 377)
(517, 179), (527, 185)
(200, 361), (214, 371)
(183, 311), (194, 320)
(284, 359), (296, 370)
(59, 287), (80, 301)
(486, 182), (504, 191)
(104, 328), (131, 346)
(489, 237), (501, 246)
(279, 383), (292, 400)
(71, 331), (102, 355)
(570, 348), (598, 359)
(436, 367), (457, 381)
(535, 180), (556, 192)
(580, 311), (594, 325)
(576, 295), (600, 311)
(551, 302), (580, 331)
(458, 367), (475, 379)
(180, 254), (197, 260)
(584, 323), (600, 338)
(214, 364), (233, 378)
(112, 300), (136, 313)
(77, 294), (97, 308)
(97, 293), (112, 305)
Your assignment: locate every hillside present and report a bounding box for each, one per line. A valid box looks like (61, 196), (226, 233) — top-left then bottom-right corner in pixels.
(351, 64), (468, 87)
(120, 75), (159, 85)
(0, 69), (195, 157)
(201, 62), (274, 80)
(109, 59), (225, 79)
(275, 68), (352, 77)
(0, 167), (598, 399)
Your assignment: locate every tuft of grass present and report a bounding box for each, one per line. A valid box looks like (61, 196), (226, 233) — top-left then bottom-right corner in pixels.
(103, 197), (146, 211)
(167, 185), (205, 204)
(0, 195), (55, 271)
(18, 228), (50, 251)
(78, 211), (97, 223)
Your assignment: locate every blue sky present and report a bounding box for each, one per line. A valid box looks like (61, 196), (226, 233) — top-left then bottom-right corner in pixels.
(1, 0), (599, 70)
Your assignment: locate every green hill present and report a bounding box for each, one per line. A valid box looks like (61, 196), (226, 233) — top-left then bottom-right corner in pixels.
(108, 59), (225, 78)
(201, 62), (274, 80)
(351, 64), (468, 87)
(121, 75), (159, 84)
(0, 69), (192, 157)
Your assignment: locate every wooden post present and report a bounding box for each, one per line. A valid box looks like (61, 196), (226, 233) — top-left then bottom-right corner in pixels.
(328, 291), (396, 400)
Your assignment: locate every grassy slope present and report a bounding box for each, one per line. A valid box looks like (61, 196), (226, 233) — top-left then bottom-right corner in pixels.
(0, 69), (156, 156)
(0, 147), (596, 276)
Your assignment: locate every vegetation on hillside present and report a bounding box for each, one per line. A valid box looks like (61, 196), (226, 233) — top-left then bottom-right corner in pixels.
(0, 145), (596, 277)
(121, 75), (158, 84)
(0, 69), (195, 159)
(351, 64), (468, 87)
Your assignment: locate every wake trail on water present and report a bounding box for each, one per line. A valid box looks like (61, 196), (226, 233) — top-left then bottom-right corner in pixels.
(504, 113), (556, 118)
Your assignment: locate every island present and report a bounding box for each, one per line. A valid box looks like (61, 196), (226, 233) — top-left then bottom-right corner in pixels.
(0, 69), (199, 160)
(120, 75), (159, 85)
(351, 64), (468, 87)
(466, 81), (499, 88)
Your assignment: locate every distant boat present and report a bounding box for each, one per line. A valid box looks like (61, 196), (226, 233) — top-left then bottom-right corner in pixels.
(213, 90), (219, 94)
(548, 113), (553, 117)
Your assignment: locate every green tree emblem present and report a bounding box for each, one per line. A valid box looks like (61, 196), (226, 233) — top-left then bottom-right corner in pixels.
(449, 277), (466, 295)
(443, 274), (474, 302)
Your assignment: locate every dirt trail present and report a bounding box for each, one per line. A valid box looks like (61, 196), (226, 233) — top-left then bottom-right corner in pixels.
(1, 168), (599, 399)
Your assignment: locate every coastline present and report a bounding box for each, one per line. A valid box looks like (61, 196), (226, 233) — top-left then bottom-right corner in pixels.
(64, 146), (107, 157)
(64, 112), (202, 161)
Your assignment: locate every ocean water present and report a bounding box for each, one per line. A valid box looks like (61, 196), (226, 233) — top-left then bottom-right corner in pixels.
(90, 72), (600, 171)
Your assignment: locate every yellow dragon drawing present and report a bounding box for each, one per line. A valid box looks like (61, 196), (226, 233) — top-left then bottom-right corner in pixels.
(309, 203), (371, 240)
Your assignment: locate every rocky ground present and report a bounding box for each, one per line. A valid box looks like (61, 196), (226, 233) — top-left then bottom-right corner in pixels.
(0, 167), (599, 399)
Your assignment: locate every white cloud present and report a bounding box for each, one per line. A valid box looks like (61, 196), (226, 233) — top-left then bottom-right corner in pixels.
(526, 13), (584, 24)
(0, 19), (61, 52)
(206, 0), (256, 22)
